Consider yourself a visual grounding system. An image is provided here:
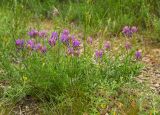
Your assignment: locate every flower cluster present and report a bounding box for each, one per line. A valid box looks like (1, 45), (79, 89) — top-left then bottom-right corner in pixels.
(122, 26), (138, 37)
(15, 29), (82, 56)
(59, 29), (81, 56)
(28, 29), (47, 38)
(16, 39), (47, 53)
(15, 28), (142, 60)
(16, 29), (49, 53)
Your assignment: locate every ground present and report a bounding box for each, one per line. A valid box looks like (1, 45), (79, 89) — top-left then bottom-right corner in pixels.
(136, 41), (160, 94)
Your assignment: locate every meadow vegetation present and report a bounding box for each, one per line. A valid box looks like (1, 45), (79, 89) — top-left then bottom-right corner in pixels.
(0, 0), (160, 114)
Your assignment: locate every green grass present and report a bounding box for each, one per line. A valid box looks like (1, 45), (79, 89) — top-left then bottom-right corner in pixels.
(1, 0), (160, 40)
(0, 0), (160, 114)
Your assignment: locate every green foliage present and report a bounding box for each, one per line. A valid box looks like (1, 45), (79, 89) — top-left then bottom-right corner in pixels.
(0, 30), (143, 114)
(1, 0), (160, 37)
(0, 0), (159, 114)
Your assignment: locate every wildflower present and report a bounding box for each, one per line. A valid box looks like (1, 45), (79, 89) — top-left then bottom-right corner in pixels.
(135, 50), (142, 59)
(125, 42), (132, 50)
(67, 47), (74, 55)
(41, 46), (47, 53)
(35, 43), (43, 51)
(122, 26), (130, 33)
(87, 37), (93, 44)
(28, 29), (38, 38)
(49, 38), (56, 47)
(51, 32), (58, 40)
(122, 26), (132, 37)
(61, 30), (69, 44)
(104, 41), (111, 50)
(95, 50), (103, 58)
(39, 30), (47, 38)
(131, 26), (138, 33)
(63, 29), (69, 35)
(72, 39), (80, 47)
(15, 39), (24, 48)
(26, 39), (35, 49)
(61, 34), (69, 43)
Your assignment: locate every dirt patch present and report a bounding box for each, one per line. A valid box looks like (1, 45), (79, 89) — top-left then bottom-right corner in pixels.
(136, 44), (160, 94)
(12, 95), (41, 115)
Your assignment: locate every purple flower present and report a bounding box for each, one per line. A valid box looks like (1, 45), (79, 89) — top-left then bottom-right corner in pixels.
(67, 47), (74, 55)
(35, 43), (42, 51)
(28, 29), (38, 38)
(49, 38), (56, 47)
(60, 29), (71, 44)
(122, 26), (130, 32)
(27, 39), (35, 49)
(39, 30), (47, 38)
(48, 32), (58, 47)
(131, 26), (138, 33)
(15, 39), (24, 48)
(125, 42), (132, 50)
(51, 32), (58, 40)
(61, 34), (69, 43)
(122, 26), (133, 37)
(63, 29), (69, 35)
(95, 50), (103, 58)
(135, 51), (142, 59)
(87, 37), (93, 44)
(41, 46), (47, 53)
(72, 39), (81, 47)
(104, 41), (111, 50)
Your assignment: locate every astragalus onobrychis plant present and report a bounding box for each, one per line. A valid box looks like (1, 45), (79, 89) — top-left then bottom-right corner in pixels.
(2, 26), (142, 111)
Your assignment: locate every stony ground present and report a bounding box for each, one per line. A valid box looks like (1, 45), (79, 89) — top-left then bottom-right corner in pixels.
(136, 42), (160, 94)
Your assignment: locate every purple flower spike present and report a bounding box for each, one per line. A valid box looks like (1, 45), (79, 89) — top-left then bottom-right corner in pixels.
(125, 42), (132, 50)
(41, 46), (47, 53)
(51, 32), (58, 40)
(131, 26), (138, 33)
(49, 38), (56, 47)
(122, 26), (132, 37)
(72, 39), (81, 47)
(87, 37), (93, 44)
(104, 41), (111, 50)
(15, 39), (24, 48)
(61, 34), (69, 43)
(60, 29), (70, 44)
(28, 29), (38, 38)
(39, 30), (47, 38)
(27, 39), (35, 49)
(135, 51), (142, 59)
(95, 50), (103, 58)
